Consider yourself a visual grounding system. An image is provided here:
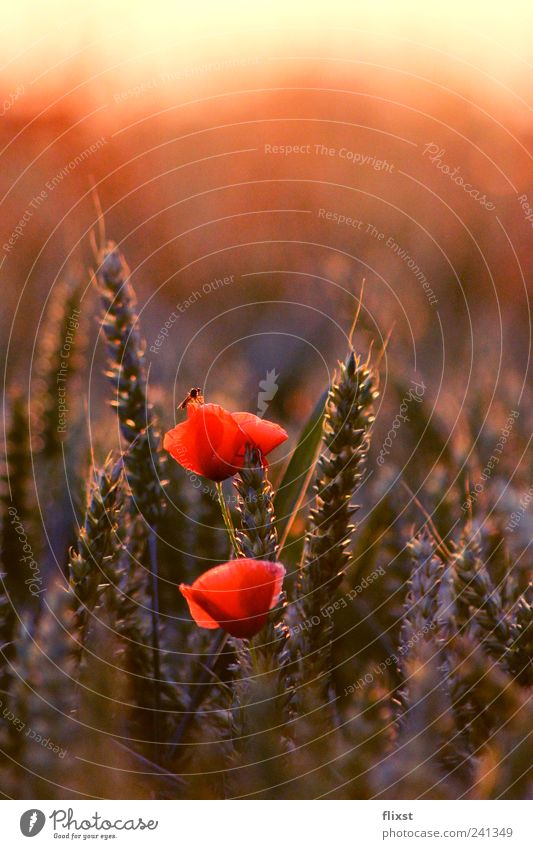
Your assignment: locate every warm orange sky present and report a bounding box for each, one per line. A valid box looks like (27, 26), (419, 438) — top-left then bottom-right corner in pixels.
(2, 0), (533, 99)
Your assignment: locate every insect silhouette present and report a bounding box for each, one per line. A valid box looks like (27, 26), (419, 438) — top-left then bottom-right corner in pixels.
(179, 387), (204, 409)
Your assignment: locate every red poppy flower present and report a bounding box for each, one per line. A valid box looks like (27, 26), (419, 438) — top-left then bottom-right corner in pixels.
(179, 558), (286, 638)
(164, 402), (288, 482)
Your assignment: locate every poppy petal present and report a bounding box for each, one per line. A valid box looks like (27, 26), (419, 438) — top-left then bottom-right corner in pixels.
(163, 420), (200, 471)
(193, 404), (246, 480)
(179, 584), (220, 629)
(179, 559), (286, 638)
(164, 403), (247, 481)
(232, 412), (288, 456)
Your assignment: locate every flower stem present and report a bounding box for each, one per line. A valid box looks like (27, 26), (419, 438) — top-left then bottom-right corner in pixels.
(215, 482), (241, 557)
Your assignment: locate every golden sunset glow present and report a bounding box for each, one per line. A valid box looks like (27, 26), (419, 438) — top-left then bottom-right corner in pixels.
(3, 1), (533, 96)
(1, 0), (532, 814)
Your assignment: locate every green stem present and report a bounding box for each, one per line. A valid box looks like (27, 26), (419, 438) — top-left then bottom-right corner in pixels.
(248, 639), (259, 673)
(215, 482), (241, 557)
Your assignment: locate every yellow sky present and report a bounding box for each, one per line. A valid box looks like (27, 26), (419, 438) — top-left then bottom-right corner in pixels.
(2, 0), (533, 92)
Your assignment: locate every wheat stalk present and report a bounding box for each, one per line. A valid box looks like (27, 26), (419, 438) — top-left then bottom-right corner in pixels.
(296, 350), (377, 696)
(226, 446), (291, 796)
(32, 281), (84, 458)
(95, 242), (165, 523)
(67, 454), (125, 671)
(453, 538), (512, 661)
(508, 583), (533, 685)
(400, 529), (445, 654)
(234, 445), (278, 560)
(95, 240), (167, 733)
(1, 389), (33, 614)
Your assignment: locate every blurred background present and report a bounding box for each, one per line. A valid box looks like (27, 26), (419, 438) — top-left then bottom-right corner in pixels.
(2, 0), (533, 584)
(1, 0), (533, 800)
(2, 2), (532, 408)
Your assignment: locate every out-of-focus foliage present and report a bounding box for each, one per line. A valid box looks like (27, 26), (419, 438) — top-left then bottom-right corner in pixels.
(1, 240), (531, 801)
